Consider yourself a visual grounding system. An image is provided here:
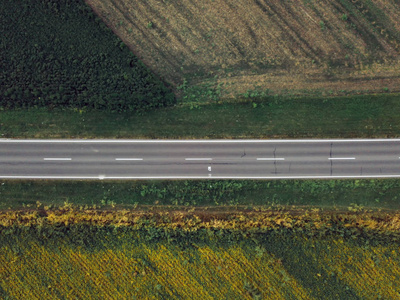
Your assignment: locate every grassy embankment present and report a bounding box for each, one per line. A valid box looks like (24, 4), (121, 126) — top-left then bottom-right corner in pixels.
(1, 93), (399, 139)
(1, 179), (399, 211)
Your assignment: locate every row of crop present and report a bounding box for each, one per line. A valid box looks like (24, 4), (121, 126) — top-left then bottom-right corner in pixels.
(1, 225), (400, 299)
(0, 0), (175, 112)
(338, 0), (400, 51)
(0, 230), (312, 299)
(316, 238), (400, 298)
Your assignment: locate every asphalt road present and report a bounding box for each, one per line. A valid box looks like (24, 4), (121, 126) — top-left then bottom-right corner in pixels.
(0, 139), (399, 179)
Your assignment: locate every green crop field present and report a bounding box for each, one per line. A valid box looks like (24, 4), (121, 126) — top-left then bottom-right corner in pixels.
(0, 0), (175, 112)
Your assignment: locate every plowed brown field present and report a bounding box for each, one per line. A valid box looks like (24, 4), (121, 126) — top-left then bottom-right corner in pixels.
(86, 0), (400, 97)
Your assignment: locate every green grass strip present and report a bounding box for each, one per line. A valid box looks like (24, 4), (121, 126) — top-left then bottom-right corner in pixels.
(1, 93), (399, 139)
(1, 179), (399, 210)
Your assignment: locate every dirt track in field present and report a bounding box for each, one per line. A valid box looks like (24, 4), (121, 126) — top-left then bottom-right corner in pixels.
(86, 0), (400, 97)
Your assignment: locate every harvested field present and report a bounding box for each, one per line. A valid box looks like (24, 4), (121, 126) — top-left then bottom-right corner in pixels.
(86, 0), (400, 98)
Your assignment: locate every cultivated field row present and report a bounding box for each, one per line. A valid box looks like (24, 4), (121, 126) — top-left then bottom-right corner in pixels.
(1, 225), (400, 299)
(86, 0), (400, 97)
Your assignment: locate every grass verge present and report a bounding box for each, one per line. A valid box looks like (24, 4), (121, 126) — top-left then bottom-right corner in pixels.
(1, 93), (399, 139)
(1, 179), (399, 211)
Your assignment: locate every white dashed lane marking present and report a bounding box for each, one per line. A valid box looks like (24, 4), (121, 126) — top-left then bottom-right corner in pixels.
(185, 158), (213, 161)
(43, 158), (71, 161)
(257, 158), (285, 161)
(328, 157), (356, 160)
(115, 158), (143, 161)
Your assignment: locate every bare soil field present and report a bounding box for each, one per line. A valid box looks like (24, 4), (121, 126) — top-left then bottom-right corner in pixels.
(86, 0), (400, 98)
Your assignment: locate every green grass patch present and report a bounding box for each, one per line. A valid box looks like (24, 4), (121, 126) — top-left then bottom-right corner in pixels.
(1, 179), (399, 210)
(1, 93), (400, 139)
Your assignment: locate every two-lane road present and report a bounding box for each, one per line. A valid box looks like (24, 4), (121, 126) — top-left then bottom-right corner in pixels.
(0, 139), (400, 179)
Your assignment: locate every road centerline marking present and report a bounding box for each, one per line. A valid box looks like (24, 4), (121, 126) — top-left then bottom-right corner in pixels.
(328, 157), (355, 160)
(43, 158), (71, 161)
(257, 158), (285, 161)
(115, 158), (143, 161)
(185, 158), (212, 161)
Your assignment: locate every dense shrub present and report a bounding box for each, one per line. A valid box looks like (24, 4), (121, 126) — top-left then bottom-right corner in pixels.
(0, 0), (175, 112)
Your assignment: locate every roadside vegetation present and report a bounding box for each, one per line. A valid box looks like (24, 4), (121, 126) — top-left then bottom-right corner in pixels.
(1, 93), (399, 139)
(1, 179), (399, 211)
(0, 0), (175, 112)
